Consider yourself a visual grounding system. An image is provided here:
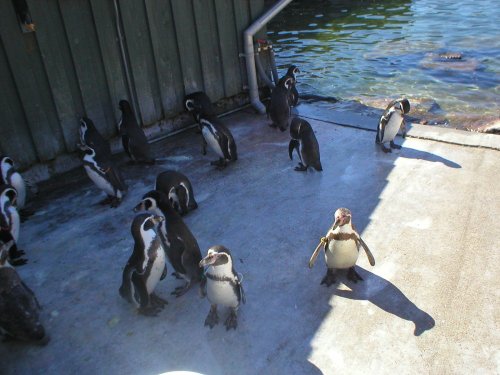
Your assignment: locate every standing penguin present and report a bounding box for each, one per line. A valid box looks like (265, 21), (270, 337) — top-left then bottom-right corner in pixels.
(199, 117), (238, 168)
(199, 245), (245, 330)
(0, 240), (48, 344)
(376, 98), (410, 153)
(0, 156), (27, 209)
(78, 117), (111, 158)
(278, 65), (300, 107)
(288, 118), (322, 172)
(155, 170), (198, 216)
(81, 144), (127, 207)
(119, 213), (168, 316)
(309, 208), (375, 286)
(134, 190), (203, 297)
(118, 100), (155, 164)
(184, 91), (216, 125)
(0, 185), (26, 266)
(268, 76), (294, 131)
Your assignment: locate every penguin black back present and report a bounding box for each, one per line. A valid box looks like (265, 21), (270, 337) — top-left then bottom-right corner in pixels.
(0, 241), (47, 344)
(269, 77), (294, 131)
(118, 100), (154, 164)
(289, 117), (322, 172)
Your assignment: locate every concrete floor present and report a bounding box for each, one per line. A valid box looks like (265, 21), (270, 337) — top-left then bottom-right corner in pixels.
(1, 103), (499, 374)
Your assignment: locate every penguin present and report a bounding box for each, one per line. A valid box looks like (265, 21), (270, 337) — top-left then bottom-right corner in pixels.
(0, 240), (48, 344)
(199, 117), (238, 168)
(184, 91), (216, 125)
(278, 65), (300, 107)
(12, 0), (35, 32)
(80, 144), (127, 207)
(375, 98), (410, 153)
(134, 190), (203, 297)
(0, 156), (27, 209)
(288, 117), (322, 172)
(199, 245), (245, 330)
(0, 185), (20, 243)
(308, 208), (375, 286)
(0, 185), (26, 266)
(268, 76), (294, 132)
(155, 170), (198, 216)
(78, 117), (111, 158)
(119, 213), (167, 316)
(118, 100), (155, 164)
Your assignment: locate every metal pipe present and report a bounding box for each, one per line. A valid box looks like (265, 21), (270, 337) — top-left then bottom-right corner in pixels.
(255, 46), (275, 89)
(113, 0), (140, 123)
(244, 0), (293, 114)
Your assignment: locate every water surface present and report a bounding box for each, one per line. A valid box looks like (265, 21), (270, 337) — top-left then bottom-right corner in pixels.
(267, 0), (500, 130)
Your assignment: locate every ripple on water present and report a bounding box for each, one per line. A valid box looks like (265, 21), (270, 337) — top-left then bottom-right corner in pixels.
(267, 0), (500, 131)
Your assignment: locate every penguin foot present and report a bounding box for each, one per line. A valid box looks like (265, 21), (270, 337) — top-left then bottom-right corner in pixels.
(10, 257), (28, 267)
(109, 197), (122, 208)
(381, 144), (392, 153)
(99, 196), (114, 205)
(20, 208), (35, 221)
(225, 310), (238, 330)
(347, 267), (363, 283)
(150, 293), (168, 308)
(294, 163), (308, 172)
(9, 247), (25, 258)
(321, 269), (336, 287)
(210, 159), (227, 169)
(138, 305), (161, 317)
(172, 272), (184, 280)
(204, 305), (219, 328)
(172, 281), (192, 297)
(268, 123), (277, 129)
(279, 126), (287, 132)
(390, 141), (402, 150)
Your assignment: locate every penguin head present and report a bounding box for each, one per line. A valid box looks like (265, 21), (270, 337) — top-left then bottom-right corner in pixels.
(199, 245), (233, 268)
(131, 213), (164, 236)
(80, 144), (96, 158)
(118, 100), (132, 113)
(0, 185), (17, 206)
(134, 190), (172, 214)
(287, 65), (300, 78)
(0, 156), (14, 171)
(332, 208), (352, 230)
(399, 99), (411, 114)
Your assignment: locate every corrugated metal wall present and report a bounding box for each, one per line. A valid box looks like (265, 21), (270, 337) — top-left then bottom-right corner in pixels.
(0, 0), (266, 170)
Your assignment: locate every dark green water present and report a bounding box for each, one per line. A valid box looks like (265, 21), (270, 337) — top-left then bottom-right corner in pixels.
(267, 0), (500, 130)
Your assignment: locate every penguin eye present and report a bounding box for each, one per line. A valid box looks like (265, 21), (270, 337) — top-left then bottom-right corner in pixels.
(144, 199), (152, 209)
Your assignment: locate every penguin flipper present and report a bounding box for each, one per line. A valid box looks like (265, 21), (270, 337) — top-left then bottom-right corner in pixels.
(357, 236), (375, 266)
(167, 237), (187, 275)
(106, 165), (127, 193)
(131, 272), (150, 309)
(288, 139), (299, 160)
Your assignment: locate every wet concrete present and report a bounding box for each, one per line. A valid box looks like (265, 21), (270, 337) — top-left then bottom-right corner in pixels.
(1, 103), (499, 374)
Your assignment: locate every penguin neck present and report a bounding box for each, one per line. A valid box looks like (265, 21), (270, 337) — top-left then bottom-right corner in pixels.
(139, 227), (157, 251)
(208, 257), (234, 278)
(334, 223), (354, 234)
(156, 198), (180, 220)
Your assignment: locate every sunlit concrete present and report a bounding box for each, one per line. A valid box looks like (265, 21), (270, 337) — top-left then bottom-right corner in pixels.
(2, 103), (499, 374)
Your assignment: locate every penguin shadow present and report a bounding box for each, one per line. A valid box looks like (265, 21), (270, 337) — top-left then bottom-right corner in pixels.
(398, 146), (461, 169)
(333, 267), (435, 336)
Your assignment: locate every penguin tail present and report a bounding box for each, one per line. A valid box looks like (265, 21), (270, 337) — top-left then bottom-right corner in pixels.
(315, 163), (323, 172)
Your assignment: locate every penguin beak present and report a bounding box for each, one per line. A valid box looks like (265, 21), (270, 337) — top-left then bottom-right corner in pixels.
(199, 253), (217, 267)
(133, 202), (144, 212)
(332, 217), (341, 231)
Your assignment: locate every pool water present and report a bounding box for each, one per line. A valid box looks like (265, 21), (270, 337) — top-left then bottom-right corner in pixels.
(266, 0), (500, 130)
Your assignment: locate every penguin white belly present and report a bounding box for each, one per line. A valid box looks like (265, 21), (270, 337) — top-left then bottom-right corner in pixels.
(9, 208), (20, 242)
(325, 239), (359, 269)
(202, 127), (224, 159)
(206, 272), (239, 308)
(381, 112), (403, 144)
(84, 166), (115, 197)
(145, 246), (166, 294)
(10, 173), (26, 208)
